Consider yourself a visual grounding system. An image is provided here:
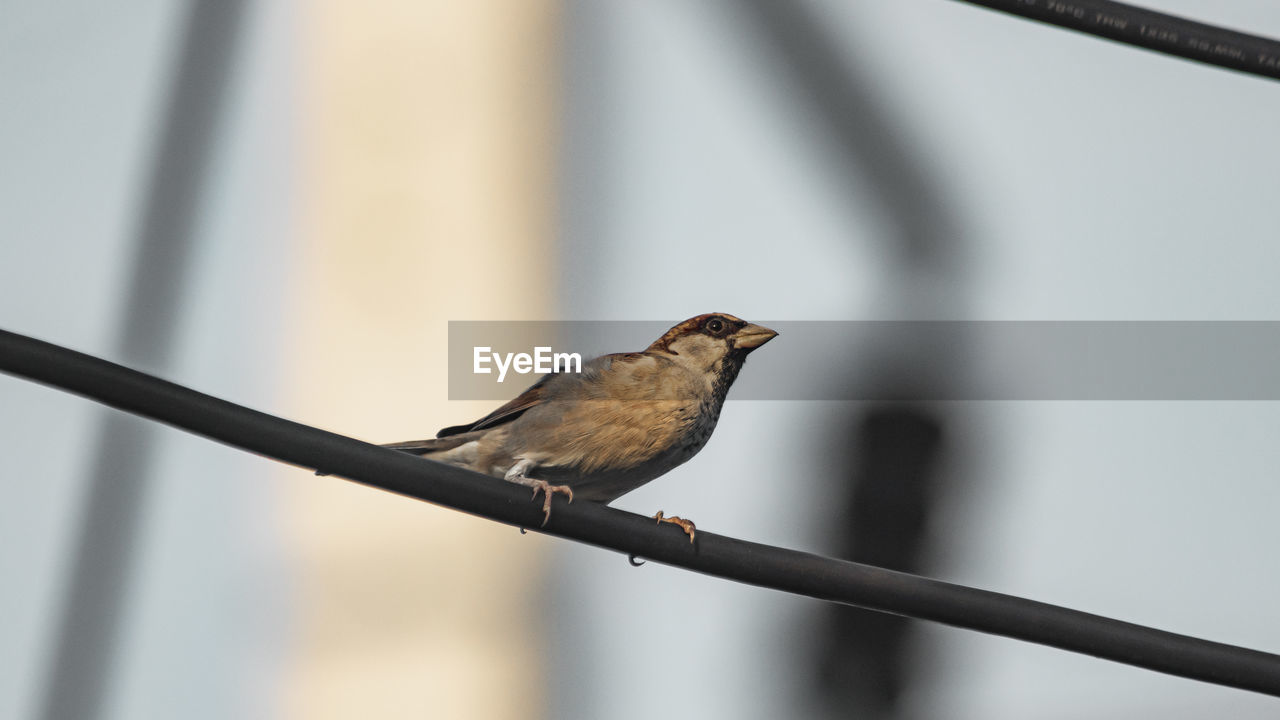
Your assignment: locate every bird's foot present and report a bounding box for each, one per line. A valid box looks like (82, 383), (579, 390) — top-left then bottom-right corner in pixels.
(530, 480), (574, 526)
(653, 510), (696, 543)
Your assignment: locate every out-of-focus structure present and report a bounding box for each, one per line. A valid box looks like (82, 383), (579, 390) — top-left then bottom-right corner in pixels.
(3, 2), (1280, 720)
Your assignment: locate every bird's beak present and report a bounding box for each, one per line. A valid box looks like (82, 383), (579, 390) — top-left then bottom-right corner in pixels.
(735, 323), (778, 350)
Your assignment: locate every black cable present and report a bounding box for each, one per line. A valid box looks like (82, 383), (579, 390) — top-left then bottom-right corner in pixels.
(951, 0), (1280, 81)
(4, 327), (1280, 697)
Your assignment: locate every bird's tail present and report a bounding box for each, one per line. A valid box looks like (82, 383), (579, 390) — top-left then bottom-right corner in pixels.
(378, 435), (475, 456)
(316, 433), (481, 476)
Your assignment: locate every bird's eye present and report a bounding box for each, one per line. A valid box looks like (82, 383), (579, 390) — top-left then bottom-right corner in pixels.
(704, 317), (725, 334)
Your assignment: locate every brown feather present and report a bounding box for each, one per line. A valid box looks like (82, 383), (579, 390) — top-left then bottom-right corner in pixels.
(646, 312), (745, 353)
(435, 374), (554, 437)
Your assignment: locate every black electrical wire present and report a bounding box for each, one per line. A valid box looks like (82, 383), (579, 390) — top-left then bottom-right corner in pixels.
(4, 327), (1280, 697)
(952, 0), (1280, 82)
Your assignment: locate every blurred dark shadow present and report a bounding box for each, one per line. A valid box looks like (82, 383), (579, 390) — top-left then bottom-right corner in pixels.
(735, 2), (968, 717)
(817, 406), (945, 716)
(36, 2), (246, 719)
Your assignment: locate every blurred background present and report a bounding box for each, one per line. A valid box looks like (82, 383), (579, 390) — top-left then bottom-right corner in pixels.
(3, 1), (1280, 718)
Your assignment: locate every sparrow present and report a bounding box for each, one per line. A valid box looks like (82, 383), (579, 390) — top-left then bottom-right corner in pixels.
(381, 313), (777, 541)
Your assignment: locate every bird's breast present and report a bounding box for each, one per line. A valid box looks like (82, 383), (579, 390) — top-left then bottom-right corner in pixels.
(516, 395), (727, 503)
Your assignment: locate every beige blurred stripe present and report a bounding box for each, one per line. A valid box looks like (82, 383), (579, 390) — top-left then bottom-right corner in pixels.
(281, 2), (559, 718)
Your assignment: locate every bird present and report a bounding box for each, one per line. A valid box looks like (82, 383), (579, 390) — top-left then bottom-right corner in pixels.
(380, 313), (777, 541)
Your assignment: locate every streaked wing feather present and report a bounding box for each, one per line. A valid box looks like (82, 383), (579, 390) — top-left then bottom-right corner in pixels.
(436, 373), (555, 437)
(434, 351), (649, 438)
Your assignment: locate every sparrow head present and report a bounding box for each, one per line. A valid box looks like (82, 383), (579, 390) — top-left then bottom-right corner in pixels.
(647, 313), (778, 377)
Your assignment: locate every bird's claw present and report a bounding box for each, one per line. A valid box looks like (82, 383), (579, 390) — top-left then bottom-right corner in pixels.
(653, 510), (696, 543)
(530, 480), (573, 526)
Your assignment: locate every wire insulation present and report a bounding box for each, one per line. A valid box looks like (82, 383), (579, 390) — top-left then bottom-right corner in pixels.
(4, 328), (1280, 696)
(953, 0), (1280, 81)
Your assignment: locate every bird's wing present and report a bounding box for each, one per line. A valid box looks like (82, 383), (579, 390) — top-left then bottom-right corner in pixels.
(434, 352), (648, 438)
(435, 372), (556, 438)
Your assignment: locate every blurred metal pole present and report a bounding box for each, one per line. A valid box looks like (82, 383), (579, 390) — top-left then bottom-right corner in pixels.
(737, 1), (964, 267)
(735, 2), (968, 717)
(36, 2), (246, 719)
